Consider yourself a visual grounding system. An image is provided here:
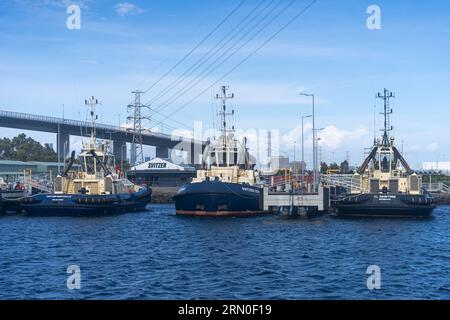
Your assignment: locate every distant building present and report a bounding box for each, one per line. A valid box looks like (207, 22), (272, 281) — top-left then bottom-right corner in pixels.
(422, 162), (450, 175)
(290, 161), (307, 174)
(127, 158), (196, 187)
(271, 156), (290, 171)
(0, 160), (79, 180)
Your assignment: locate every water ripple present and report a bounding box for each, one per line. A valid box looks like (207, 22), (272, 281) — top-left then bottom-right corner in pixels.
(1, 205), (450, 299)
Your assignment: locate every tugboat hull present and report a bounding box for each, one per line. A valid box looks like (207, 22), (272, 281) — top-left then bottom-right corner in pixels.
(19, 187), (152, 216)
(174, 181), (264, 217)
(0, 190), (27, 214)
(333, 193), (435, 217)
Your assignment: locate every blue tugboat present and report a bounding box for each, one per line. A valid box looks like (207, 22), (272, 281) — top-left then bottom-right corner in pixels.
(0, 178), (27, 214)
(333, 89), (435, 217)
(19, 97), (152, 216)
(174, 86), (263, 217)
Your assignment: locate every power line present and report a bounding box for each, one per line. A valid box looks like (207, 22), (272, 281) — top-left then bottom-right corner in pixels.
(141, 0), (247, 95)
(122, 0), (247, 134)
(152, 0), (318, 128)
(148, 106), (193, 130)
(152, 0), (288, 115)
(144, 0), (271, 108)
(132, 1), (226, 92)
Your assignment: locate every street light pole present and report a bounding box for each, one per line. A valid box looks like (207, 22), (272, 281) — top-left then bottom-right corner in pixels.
(312, 95), (316, 191)
(301, 115), (312, 190)
(293, 139), (296, 192)
(57, 123), (61, 173)
(300, 93), (316, 191)
(314, 128), (325, 188)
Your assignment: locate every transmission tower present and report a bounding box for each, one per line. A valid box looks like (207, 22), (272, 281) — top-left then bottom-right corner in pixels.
(127, 91), (150, 165)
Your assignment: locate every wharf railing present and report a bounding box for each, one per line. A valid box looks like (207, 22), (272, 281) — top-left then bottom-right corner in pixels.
(322, 174), (361, 193)
(423, 182), (449, 194)
(18, 173), (53, 194)
(266, 177), (315, 193)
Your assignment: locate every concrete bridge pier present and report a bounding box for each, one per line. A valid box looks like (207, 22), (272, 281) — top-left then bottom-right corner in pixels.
(185, 142), (202, 165)
(57, 132), (70, 163)
(113, 141), (127, 166)
(156, 146), (170, 159)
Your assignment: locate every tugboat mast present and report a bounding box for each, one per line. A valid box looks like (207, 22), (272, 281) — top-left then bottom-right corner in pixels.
(215, 86), (235, 167)
(215, 86), (235, 140)
(376, 88), (395, 147)
(85, 96), (100, 146)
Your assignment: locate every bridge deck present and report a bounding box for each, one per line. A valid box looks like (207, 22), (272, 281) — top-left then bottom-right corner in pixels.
(0, 109), (204, 148)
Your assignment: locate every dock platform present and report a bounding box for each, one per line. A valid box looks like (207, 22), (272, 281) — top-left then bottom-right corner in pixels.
(263, 186), (329, 214)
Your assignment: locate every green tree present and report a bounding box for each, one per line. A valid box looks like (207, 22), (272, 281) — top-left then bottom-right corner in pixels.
(0, 134), (58, 162)
(329, 162), (340, 171)
(320, 162), (329, 174)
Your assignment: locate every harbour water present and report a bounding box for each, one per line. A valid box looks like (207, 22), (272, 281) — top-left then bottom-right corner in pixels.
(1, 205), (450, 300)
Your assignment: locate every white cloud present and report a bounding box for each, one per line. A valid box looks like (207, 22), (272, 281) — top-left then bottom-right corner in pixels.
(114, 2), (144, 16)
(408, 142), (439, 153)
(170, 128), (192, 139)
(281, 123), (313, 146)
(317, 125), (369, 150)
(425, 142), (439, 152)
(281, 124), (368, 151)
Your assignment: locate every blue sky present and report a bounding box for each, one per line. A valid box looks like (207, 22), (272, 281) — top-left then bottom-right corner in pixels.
(0, 0), (449, 168)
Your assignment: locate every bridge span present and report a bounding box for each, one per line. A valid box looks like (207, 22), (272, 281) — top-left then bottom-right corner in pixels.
(0, 110), (204, 164)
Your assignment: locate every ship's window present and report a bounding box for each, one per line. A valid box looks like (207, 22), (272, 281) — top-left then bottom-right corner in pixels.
(217, 204), (228, 211)
(373, 160), (379, 170)
(81, 155), (96, 174)
(410, 176), (419, 191)
(195, 204), (205, 211)
(104, 155), (115, 169)
(381, 154), (390, 173)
